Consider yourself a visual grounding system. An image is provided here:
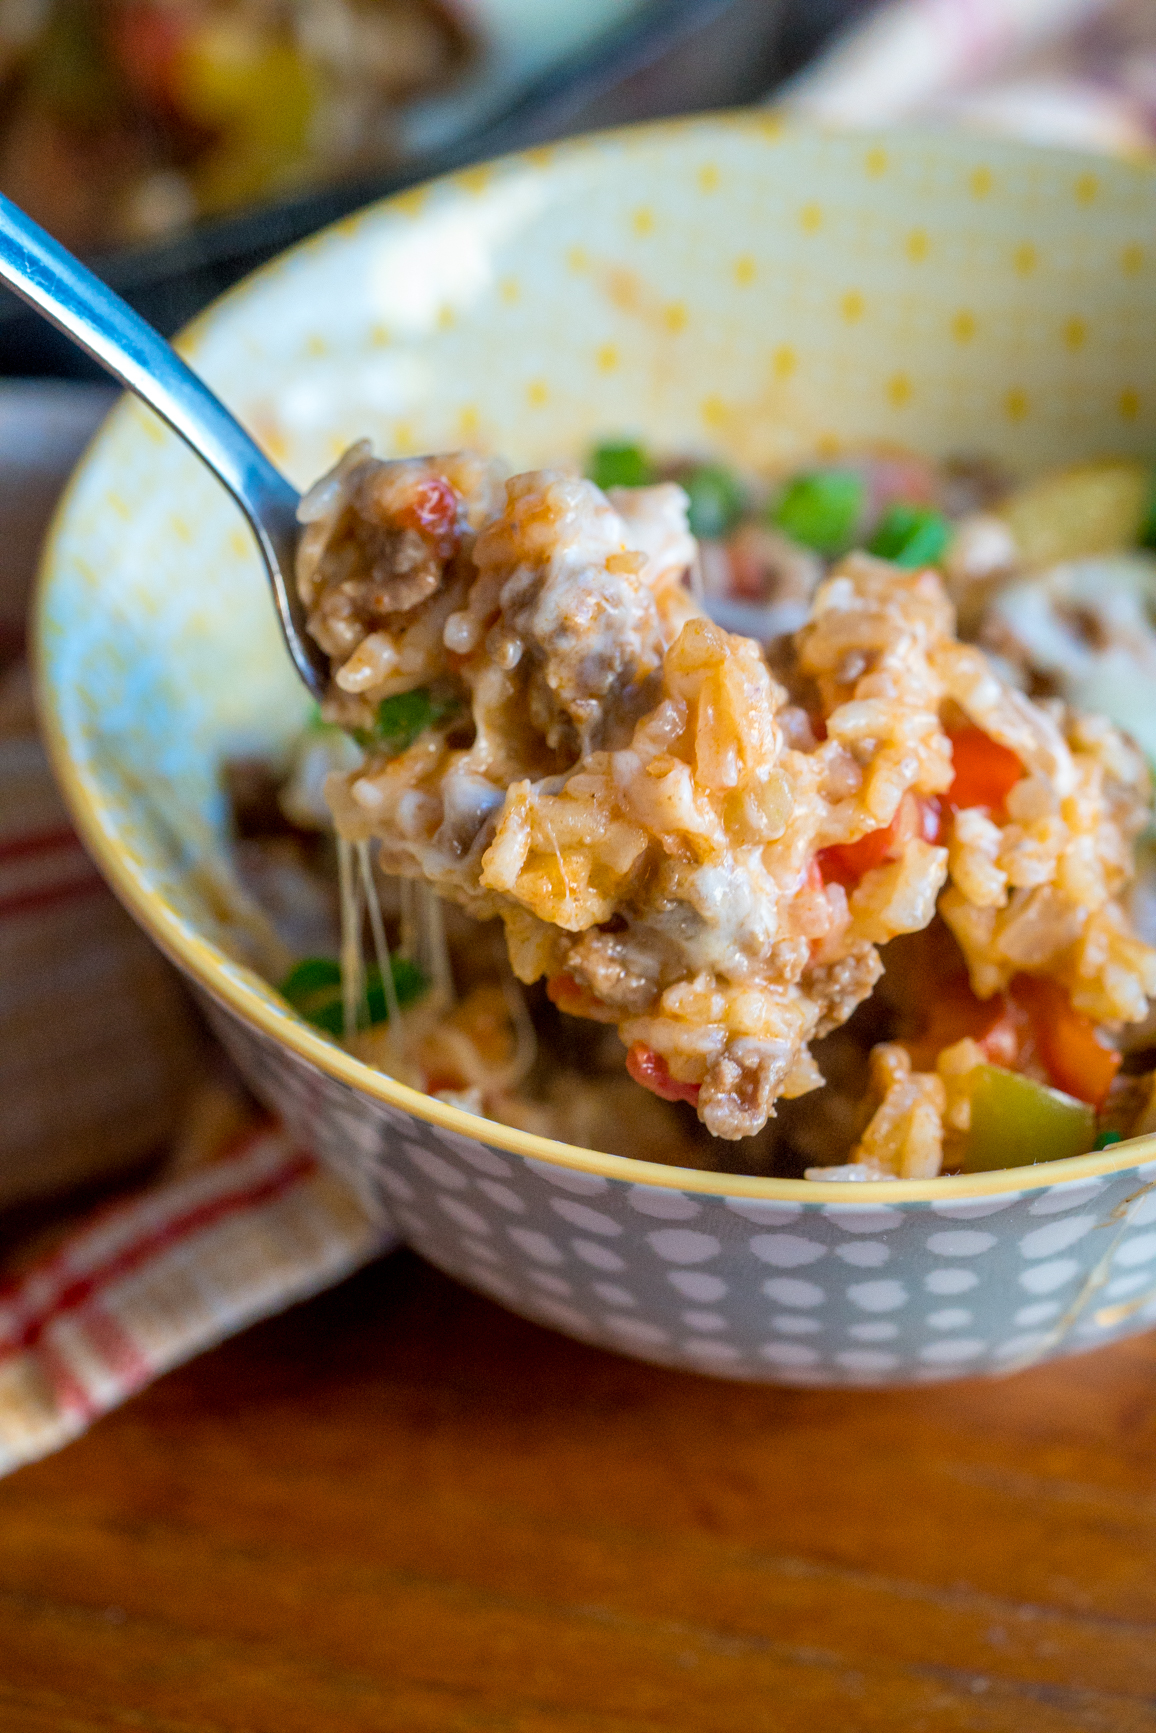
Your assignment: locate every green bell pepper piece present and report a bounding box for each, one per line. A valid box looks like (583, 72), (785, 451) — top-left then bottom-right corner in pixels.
(961, 1064), (1095, 1173)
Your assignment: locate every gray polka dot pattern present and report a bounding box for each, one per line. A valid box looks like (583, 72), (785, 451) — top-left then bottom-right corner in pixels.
(206, 995), (1156, 1387)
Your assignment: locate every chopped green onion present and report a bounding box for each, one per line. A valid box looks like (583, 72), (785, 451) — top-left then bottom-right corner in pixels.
(770, 470), (864, 554)
(1094, 1128), (1124, 1151)
(373, 686), (459, 756)
(683, 463), (746, 539)
(281, 956), (345, 1035)
(867, 502), (951, 568)
(588, 441), (652, 490)
(282, 957), (342, 1000)
(365, 956), (427, 1023)
(281, 954), (427, 1035)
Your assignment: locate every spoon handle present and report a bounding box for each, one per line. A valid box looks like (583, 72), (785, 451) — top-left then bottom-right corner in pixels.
(0, 194), (296, 521)
(0, 193), (328, 698)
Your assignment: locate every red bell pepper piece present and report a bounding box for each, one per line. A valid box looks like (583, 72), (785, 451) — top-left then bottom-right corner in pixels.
(905, 971), (1120, 1110)
(625, 1044), (701, 1104)
(1010, 976), (1121, 1110)
(945, 727), (1023, 814)
(817, 794), (941, 889)
(546, 974), (620, 1023)
(398, 475), (460, 559)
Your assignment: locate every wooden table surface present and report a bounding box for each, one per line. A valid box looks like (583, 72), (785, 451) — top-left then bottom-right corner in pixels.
(1, 1248), (1154, 1733)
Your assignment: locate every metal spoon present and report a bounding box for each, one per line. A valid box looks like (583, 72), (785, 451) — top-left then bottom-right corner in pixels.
(0, 192), (329, 698)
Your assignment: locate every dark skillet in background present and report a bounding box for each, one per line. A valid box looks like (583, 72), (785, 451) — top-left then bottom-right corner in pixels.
(0, 0), (878, 379)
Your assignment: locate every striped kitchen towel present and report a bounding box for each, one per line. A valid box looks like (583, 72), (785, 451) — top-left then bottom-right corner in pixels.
(0, 667), (393, 1475)
(0, 383), (392, 1475)
(0, 1118), (388, 1474)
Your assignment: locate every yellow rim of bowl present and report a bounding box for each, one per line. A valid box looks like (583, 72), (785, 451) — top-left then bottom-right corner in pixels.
(33, 113), (1156, 1203)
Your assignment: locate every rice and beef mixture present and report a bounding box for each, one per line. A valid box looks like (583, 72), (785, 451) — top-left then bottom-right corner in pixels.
(264, 440), (1156, 1178)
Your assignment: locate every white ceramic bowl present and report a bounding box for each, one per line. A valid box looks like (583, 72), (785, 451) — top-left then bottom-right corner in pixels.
(37, 118), (1156, 1385)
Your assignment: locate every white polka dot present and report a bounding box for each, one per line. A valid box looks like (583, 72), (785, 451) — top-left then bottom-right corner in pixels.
(925, 1267), (979, 1295)
(476, 1180), (526, 1214)
(524, 1159), (608, 1194)
(536, 1298), (593, 1333)
(527, 1270), (572, 1296)
(822, 1205), (904, 1234)
(605, 1315), (668, 1345)
(379, 1168), (416, 1203)
(1127, 1189), (1156, 1227)
(725, 1198), (803, 1225)
(437, 1195), (490, 1235)
(1019, 1216), (1096, 1259)
(406, 1144), (468, 1189)
(749, 1234), (827, 1268)
(837, 1349), (898, 1372)
(571, 1238), (625, 1272)
(992, 1331), (1051, 1359)
(1114, 1232), (1156, 1268)
(461, 1236), (501, 1265)
(667, 1270), (727, 1302)
(759, 1341), (820, 1366)
(834, 1241), (890, 1268)
(926, 1308), (972, 1330)
(686, 1338), (741, 1361)
(763, 1277), (825, 1309)
(682, 1310), (727, 1332)
(446, 1139), (511, 1177)
(847, 1280), (908, 1313)
(925, 1230), (997, 1258)
(628, 1186), (701, 1219)
(647, 1229), (720, 1265)
(551, 1199), (623, 1237)
(772, 1314), (822, 1334)
(1019, 1258), (1080, 1293)
(507, 1227), (565, 1265)
(592, 1282), (636, 1307)
(1103, 1270), (1155, 1299)
(848, 1321), (898, 1341)
(1028, 1179), (1107, 1215)
(930, 1194), (1022, 1217)
(919, 1338), (986, 1364)
(1015, 1300), (1061, 1325)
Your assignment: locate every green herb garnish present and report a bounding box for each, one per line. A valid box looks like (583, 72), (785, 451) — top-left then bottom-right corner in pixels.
(868, 502), (951, 568)
(281, 955), (427, 1035)
(588, 441), (653, 490)
(372, 686), (460, 756)
(770, 470), (864, 554)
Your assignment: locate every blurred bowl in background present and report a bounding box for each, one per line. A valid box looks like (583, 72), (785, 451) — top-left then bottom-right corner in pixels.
(0, 0), (875, 374)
